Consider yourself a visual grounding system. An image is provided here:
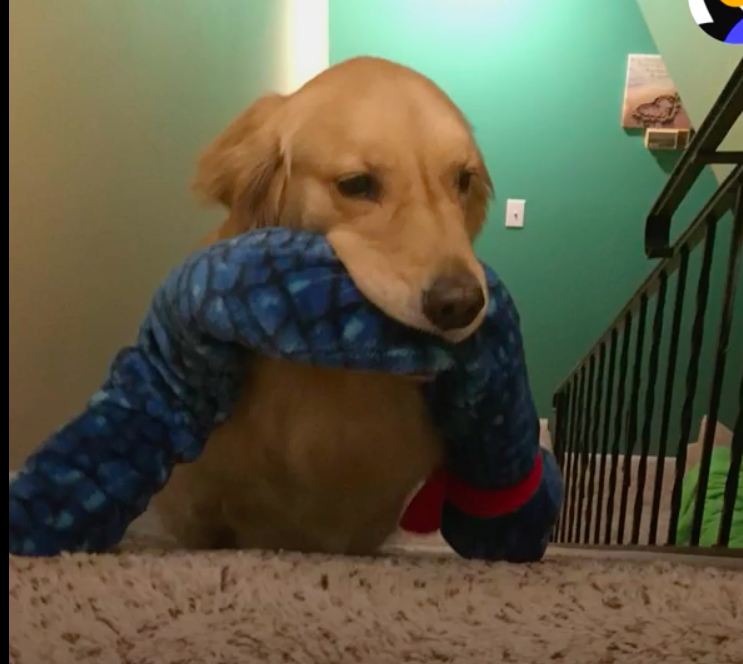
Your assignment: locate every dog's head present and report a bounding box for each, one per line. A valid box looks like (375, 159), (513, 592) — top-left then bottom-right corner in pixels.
(194, 57), (493, 342)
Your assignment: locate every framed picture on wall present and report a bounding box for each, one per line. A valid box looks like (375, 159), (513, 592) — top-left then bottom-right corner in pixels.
(620, 54), (691, 130)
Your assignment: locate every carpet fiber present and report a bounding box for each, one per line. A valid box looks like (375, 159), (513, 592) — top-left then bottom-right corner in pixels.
(9, 548), (743, 664)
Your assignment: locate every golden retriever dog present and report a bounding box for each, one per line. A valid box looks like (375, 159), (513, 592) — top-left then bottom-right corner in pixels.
(146, 56), (493, 555)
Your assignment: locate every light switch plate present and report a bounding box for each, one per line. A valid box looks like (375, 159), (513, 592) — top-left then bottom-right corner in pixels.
(506, 199), (525, 228)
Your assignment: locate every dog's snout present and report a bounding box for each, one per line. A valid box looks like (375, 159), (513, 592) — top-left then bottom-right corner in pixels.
(422, 271), (485, 332)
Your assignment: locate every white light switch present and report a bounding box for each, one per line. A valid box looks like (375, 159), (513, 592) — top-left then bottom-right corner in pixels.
(505, 199), (526, 228)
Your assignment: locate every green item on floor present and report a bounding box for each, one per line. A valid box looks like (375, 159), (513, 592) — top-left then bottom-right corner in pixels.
(676, 447), (742, 548)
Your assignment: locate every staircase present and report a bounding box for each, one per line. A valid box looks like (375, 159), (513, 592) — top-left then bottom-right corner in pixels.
(551, 58), (742, 557)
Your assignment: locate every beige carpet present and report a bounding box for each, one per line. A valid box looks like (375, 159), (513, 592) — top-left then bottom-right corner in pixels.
(9, 547), (743, 664)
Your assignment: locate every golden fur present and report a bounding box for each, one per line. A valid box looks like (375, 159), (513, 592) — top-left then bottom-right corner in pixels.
(150, 56), (493, 554)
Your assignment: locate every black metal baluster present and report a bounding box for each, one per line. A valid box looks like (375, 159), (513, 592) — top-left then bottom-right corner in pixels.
(649, 249), (690, 545)
(573, 355), (596, 543)
(632, 277), (668, 544)
(605, 315), (634, 545)
(584, 344), (607, 543)
(566, 367), (587, 543)
(559, 377), (580, 543)
(668, 221), (719, 546)
(618, 296), (648, 545)
(691, 186), (742, 546)
(718, 375), (742, 548)
(553, 389), (569, 472)
(552, 393), (563, 466)
(595, 330), (619, 544)
(551, 388), (569, 542)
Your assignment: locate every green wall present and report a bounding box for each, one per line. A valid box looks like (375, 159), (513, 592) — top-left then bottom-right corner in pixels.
(329, 0), (721, 418)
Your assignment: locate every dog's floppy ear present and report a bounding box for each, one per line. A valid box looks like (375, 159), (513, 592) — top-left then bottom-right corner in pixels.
(192, 93), (288, 230)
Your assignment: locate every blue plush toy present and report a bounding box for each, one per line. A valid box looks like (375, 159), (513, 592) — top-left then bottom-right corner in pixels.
(8, 228), (562, 560)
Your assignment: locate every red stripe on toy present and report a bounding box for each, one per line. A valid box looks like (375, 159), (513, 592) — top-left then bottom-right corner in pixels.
(399, 453), (544, 534)
(445, 452), (543, 519)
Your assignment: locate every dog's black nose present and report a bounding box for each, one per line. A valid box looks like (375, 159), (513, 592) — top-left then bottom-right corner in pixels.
(422, 271), (485, 332)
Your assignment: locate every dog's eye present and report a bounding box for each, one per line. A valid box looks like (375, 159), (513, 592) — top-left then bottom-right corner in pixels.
(336, 174), (381, 201)
(456, 170), (474, 194)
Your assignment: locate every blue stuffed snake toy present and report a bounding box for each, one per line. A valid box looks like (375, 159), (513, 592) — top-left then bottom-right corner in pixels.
(8, 228), (562, 560)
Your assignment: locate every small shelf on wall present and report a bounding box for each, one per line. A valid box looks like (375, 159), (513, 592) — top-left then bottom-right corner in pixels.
(643, 127), (693, 152)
